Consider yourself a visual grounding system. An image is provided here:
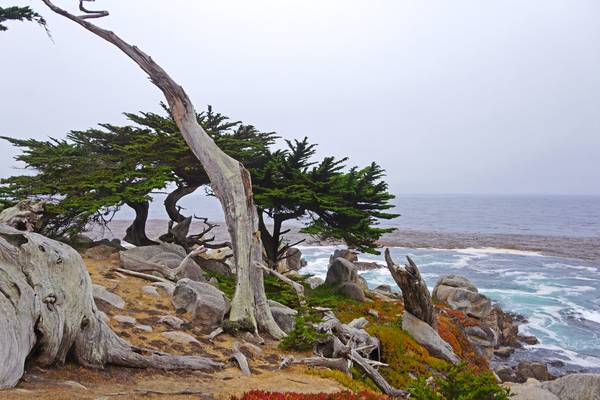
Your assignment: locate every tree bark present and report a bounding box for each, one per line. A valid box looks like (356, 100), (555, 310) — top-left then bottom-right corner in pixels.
(41, 0), (284, 338)
(257, 211), (276, 267)
(164, 184), (199, 223)
(384, 249), (436, 328)
(123, 201), (157, 246)
(0, 224), (222, 389)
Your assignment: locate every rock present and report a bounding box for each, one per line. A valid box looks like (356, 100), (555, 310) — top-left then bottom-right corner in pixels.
(505, 379), (560, 400)
(367, 309), (379, 319)
(240, 342), (263, 359)
(194, 258), (232, 277)
(337, 282), (366, 302)
(356, 275), (369, 291)
(496, 365), (522, 383)
(494, 346), (514, 357)
(375, 284), (392, 293)
(92, 284), (125, 309)
(84, 244), (118, 260)
(465, 325), (496, 347)
(120, 243), (186, 267)
(541, 373), (600, 400)
(172, 279), (230, 328)
(285, 270), (301, 279)
(433, 274), (492, 319)
(208, 277), (219, 285)
(268, 300), (298, 333)
(325, 257), (360, 286)
(158, 315), (185, 329)
(161, 331), (200, 345)
(329, 249), (358, 264)
(277, 247), (306, 272)
(518, 335), (539, 345)
(151, 281), (176, 296)
(71, 233), (94, 247)
(113, 315), (137, 325)
(306, 276), (324, 289)
(517, 362), (550, 382)
(401, 311), (459, 364)
(141, 285), (160, 297)
(354, 261), (385, 271)
(134, 324), (152, 333)
(482, 304), (521, 347)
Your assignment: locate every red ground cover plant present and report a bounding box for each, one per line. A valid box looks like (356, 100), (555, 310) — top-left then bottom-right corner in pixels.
(232, 390), (390, 400)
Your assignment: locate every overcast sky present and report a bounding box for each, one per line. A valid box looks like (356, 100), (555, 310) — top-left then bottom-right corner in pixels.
(1, 0), (599, 196)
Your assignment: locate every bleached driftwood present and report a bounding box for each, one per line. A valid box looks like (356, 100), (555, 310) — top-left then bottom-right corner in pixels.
(231, 341), (251, 376)
(0, 224), (222, 389)
(384, 249), (436, 327)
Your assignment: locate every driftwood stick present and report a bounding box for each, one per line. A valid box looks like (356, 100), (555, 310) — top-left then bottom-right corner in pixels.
(206, 327), (224, 342)
(256, 263), (306, 306)
(349, 349), (408, 398)
(231, 342), (251, 376)
(384, 249), (436, 328)
(113, 268), (172, 284)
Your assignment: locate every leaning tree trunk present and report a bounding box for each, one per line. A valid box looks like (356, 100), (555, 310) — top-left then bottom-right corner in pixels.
(124, 201), (157, 246)
(0, 224), (222, 389)
(384, 249), (436, 327)
(41, 0), (284, 338)
(164, 184), (200, 223)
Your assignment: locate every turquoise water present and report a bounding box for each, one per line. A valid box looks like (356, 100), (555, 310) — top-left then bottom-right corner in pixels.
(300, 245), (600, 371)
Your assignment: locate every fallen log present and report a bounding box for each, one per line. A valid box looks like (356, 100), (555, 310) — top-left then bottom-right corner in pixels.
(0, 224), (222, 389)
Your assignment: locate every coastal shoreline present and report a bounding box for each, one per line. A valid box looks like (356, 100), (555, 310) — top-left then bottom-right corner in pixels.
(91, 219), (600, 262)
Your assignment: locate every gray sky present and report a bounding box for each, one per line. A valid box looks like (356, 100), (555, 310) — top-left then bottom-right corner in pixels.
(1, 0), (600, 195)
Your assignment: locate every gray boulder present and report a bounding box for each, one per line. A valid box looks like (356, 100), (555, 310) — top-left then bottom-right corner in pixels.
(268, 300), (298, 333)
(84, 244), (118, 260)
(401, 311), (459, 364)
(354, 261), (385, 271)
(505, 379), (560, 400)
(517, 362), (550, 382)
(172, 279), (230, 328)
(541, 373), (600, 400)
(337, 282), (366, 302)
(122, 242), (186, 263)
(325, 257), (360, 286)
(306, 276), (324, 289)
(277, 247), (306, 272)
(329, 249), (358, 264)
(433, 274), (492, 319)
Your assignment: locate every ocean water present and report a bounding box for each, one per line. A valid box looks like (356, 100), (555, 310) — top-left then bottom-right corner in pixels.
(389, 194), (600, 238)
(299, 245), (600, 371)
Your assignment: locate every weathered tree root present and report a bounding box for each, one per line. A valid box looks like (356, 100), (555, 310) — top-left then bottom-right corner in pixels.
(0, 224), (222, 390)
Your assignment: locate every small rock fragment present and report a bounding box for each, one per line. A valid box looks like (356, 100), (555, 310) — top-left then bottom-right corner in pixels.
(161, 331), (200, 345)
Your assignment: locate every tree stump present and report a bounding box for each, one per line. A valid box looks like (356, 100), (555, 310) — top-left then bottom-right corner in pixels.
(384, 249), (436, 327)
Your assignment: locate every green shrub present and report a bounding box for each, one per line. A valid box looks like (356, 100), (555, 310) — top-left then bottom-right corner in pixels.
(279, 315), (329, 352)
(407, 363), (510, 400)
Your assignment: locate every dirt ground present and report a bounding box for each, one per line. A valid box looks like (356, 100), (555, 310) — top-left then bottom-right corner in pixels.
(1, 255), (344, 400)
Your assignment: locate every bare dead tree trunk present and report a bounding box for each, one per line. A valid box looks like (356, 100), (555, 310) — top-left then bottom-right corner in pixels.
(41, 0), (284, 338)
(0, 224), (222, 389)
(124, 201), (157, 246)
(164, 184), (199, 223)
(384, 249), (436, 328)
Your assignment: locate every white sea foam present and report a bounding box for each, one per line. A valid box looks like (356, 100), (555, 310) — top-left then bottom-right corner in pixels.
(543, 262), (598, 273)
(456, 247), (544, 257)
